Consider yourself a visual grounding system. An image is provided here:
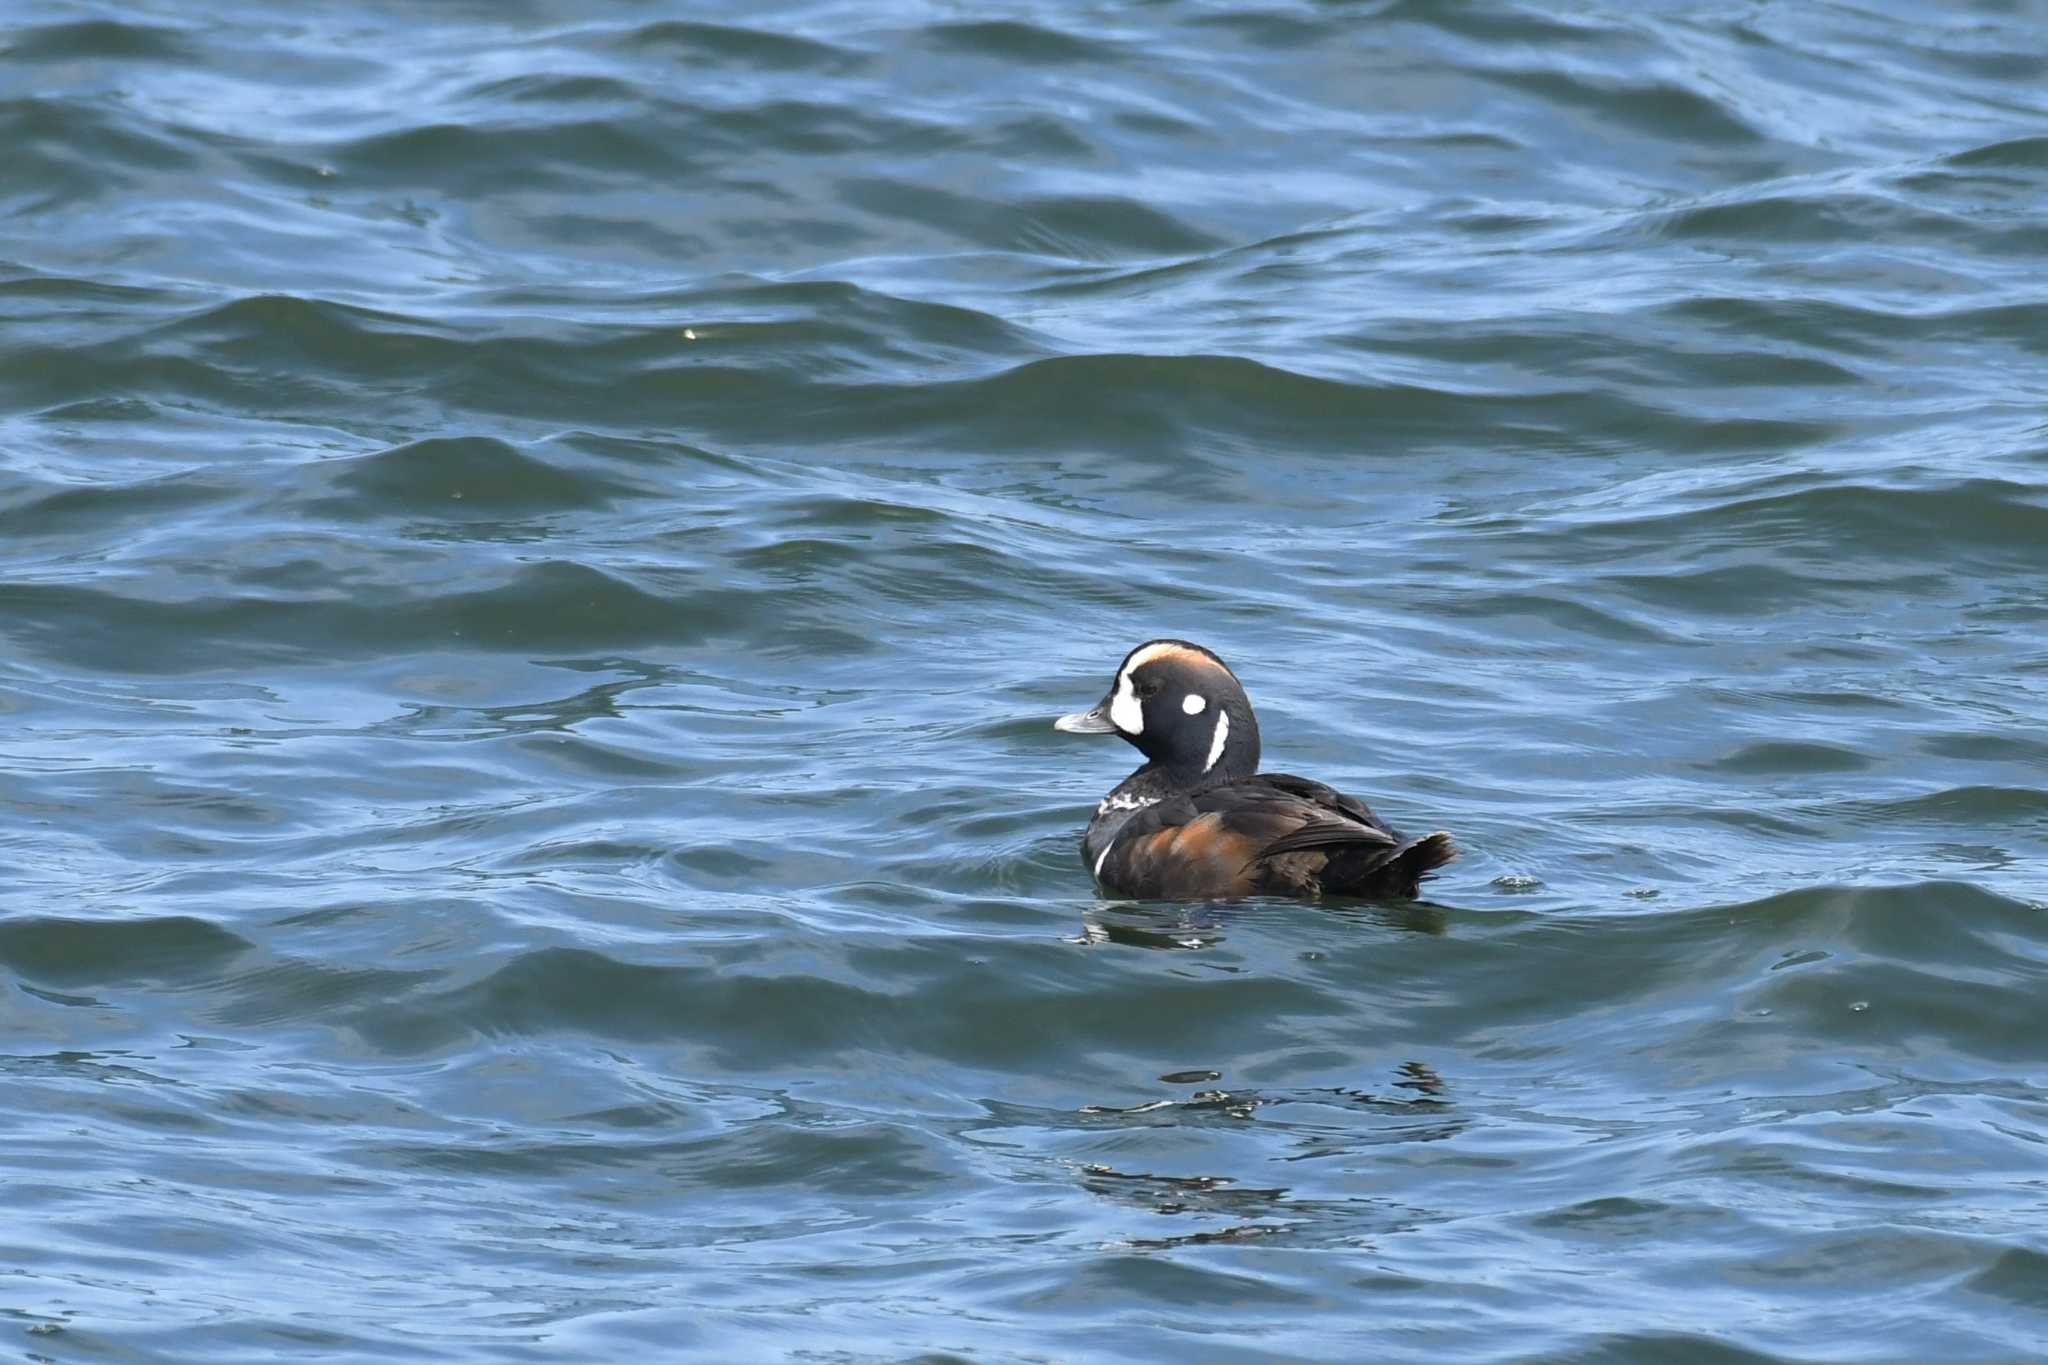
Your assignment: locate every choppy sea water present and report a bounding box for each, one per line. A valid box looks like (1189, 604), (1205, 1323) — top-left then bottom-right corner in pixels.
(4, 1), (2048, 1360)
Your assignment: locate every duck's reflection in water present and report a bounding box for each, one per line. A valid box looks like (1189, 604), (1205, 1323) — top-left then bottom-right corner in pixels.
(1072, 894), (1452, 949)
(1060, 895), (1465, 1246)
(1071, 899), (1229, 950)
(1069, 1062), (1462, 1250)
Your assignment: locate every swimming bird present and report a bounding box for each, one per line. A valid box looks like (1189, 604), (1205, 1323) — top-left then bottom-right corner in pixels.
(1054, 640), (1455, 900)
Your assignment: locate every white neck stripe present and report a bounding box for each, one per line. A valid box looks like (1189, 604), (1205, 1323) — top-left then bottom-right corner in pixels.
(1203, 711), (1230, 773)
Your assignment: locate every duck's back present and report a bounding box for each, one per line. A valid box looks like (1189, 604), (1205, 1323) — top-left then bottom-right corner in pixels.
(1093, 772), (1455, 900)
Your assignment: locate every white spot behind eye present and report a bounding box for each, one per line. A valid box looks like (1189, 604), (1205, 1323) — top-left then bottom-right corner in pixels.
(1182, 693), (1206, 715)
(1202, 711), (1231, 773)
(1109, 669), (1144, 734)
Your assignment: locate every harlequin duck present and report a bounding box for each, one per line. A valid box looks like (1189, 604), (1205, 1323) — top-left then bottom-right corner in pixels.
(1054, 640), (1455, 900)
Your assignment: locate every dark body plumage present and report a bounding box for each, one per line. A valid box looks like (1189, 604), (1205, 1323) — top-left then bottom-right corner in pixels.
(1055, 640), (1455, 900)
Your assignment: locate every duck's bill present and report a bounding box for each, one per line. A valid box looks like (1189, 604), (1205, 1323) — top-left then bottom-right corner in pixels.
(1053, 702), (1116, 734)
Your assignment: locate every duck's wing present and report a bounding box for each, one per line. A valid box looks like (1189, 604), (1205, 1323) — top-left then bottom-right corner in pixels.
(1202, 775), (1401, 858)
(1096, 777), (1398, 899)
(1253, 772), (1397, 838)
(1251, 772), (1456, 898)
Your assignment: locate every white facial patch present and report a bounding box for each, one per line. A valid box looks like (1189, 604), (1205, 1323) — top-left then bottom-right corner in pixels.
(1109, 668), (1144, 735)
(1203, 711), (1231, 773)
(1181, 693), (1206, 715)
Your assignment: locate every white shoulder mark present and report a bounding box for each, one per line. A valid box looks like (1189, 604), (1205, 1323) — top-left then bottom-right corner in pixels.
(1092, 792), (1157, 881)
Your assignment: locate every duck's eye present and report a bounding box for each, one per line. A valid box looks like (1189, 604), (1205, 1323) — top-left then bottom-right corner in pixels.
(1138, 678), (1161, 699)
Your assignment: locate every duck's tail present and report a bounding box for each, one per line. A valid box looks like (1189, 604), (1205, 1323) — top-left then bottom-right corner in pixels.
(1390, 830), (1457, 891)
(1325, 830), (1457, 899)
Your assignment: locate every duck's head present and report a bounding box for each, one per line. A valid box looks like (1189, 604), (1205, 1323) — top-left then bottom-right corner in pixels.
(1054, 639), (1260, 783)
